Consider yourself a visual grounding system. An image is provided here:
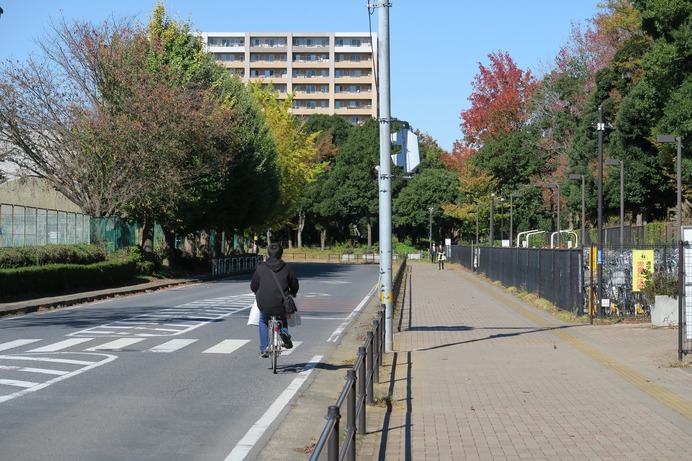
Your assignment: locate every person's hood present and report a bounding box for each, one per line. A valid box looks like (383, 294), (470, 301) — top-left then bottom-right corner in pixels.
(264, 257), (286, 272)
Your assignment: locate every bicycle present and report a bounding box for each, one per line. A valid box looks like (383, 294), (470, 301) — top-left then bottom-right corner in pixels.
(267, 315), (283, 374)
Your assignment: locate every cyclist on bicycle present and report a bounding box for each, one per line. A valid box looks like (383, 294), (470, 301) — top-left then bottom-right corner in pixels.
(250, 243), (299, 358)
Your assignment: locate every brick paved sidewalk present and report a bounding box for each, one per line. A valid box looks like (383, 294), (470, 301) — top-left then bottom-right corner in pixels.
(358, 262), (692, 460)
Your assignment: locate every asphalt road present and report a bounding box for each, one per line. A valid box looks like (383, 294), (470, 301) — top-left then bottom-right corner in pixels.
(0, 262), (379, 461)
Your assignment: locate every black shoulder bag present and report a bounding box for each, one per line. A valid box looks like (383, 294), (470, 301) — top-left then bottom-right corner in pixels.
(268, 267), (297, 314)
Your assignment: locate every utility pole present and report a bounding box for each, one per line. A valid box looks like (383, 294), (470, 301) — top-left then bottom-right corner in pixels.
(597, 106), (605, 318)
(375, 1), (393, 352)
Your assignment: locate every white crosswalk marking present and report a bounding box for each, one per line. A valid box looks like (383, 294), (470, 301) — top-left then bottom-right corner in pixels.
(0, 339), (41, 351)
(85, 338), (146, 351)
(2, 337), (300, 356)
(147, 339), (198, 353)
(69, 293), (255, 338)
(202, 340), (250, 354)
(28, 338), (94, 352)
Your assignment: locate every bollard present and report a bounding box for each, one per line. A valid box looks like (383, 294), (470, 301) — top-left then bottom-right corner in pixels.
(346, 369), (357, 461)
(366, 331), (375, 402)
(358, 346), (367, 435)
(328, 405), (340, 461)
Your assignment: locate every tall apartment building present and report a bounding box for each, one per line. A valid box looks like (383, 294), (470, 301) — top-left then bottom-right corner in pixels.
(200, 32), (378, 124)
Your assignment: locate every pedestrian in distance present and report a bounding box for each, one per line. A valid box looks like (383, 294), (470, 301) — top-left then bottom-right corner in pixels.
(250, 243), (299, 358)
(437, 244), (446, 270)
(431, 243), (436, 264)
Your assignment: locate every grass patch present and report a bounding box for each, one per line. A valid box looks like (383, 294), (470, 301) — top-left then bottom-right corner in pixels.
(370, 391), (396, 408)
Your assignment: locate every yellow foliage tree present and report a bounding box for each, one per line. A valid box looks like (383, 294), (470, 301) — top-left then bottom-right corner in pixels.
(248, 83), (326, 231)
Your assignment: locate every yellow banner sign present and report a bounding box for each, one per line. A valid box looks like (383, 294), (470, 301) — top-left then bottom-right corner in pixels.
(632, 250), (654, 292)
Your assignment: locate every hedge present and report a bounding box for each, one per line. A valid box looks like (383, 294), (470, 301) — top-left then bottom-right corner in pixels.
(0, 244), (106, 269)
(0, 259), (137, 299)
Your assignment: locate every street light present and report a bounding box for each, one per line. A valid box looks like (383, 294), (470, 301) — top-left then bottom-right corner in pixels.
(489, 193), (495, 247)
(500, 197), (506, 243)
(546, 183), (561, 247)
(428, 206), (434, 262)
(510, 192), (522, 247)
(657, 133), (683, 361)
(569, 174), (585, 247)
(605, 159), (624, 245)
(476, 203), (480, 245)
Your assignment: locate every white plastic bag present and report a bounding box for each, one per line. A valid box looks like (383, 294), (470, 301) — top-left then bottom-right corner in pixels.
(288, 310), (301, 327)
(247, 300), (260, 326)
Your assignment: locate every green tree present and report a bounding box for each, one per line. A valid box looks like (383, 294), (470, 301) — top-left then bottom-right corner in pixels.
(248, 83), (324, 245)
(392, 167), (460, 245)
(320, 118), (380, 246)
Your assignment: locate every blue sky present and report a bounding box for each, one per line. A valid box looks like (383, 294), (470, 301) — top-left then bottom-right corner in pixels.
(0, 0), (600, 152)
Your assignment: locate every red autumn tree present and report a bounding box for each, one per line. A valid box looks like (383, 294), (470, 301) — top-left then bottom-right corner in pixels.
(459, 51), (537, 150)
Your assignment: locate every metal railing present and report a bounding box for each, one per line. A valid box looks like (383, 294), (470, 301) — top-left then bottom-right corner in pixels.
(211, 255), (262, 276)
(310, 309), (385, 461)
(310, 257), (407, 460)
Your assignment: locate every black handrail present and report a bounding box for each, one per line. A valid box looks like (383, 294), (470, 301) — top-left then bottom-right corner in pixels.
(310, 258), (407, 461)
(309, 310), (383, 461)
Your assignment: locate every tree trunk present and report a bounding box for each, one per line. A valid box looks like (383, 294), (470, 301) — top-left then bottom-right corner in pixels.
(162, 228), (177, 267)
(297, 212), (305, 248)
(141, 214), (155, 263)
(320, 228), (326, 250)
(367, 222), (372, 247)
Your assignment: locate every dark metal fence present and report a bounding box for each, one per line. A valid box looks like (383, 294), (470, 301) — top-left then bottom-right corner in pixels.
(451, 245), (582, 313)
(681, 239), (692, 360)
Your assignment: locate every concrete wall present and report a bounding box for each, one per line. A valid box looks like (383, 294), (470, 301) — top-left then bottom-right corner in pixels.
(0, 177), (82, 212)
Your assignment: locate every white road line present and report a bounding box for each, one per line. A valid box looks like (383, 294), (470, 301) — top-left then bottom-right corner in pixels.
(0, 365), (68, 376)
(1, 355), (98, 366)
(0, 379), (38, 388)
(327, 284), (378, 342)
(202, 339), (250, 354)
(85, 338), (146, 351)
(147, 339), (198, 353)
(0, 353), (117, 404)
(0, 339), (41, 351)
(224, 355), (323, 461)
(28, 338), (94, 352)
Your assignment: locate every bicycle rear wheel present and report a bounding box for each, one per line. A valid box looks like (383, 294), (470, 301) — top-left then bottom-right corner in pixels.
(271, 328), (280, 374)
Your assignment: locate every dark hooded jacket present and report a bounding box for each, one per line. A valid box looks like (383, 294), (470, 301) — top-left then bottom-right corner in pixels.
(250, 257), (299, 315)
